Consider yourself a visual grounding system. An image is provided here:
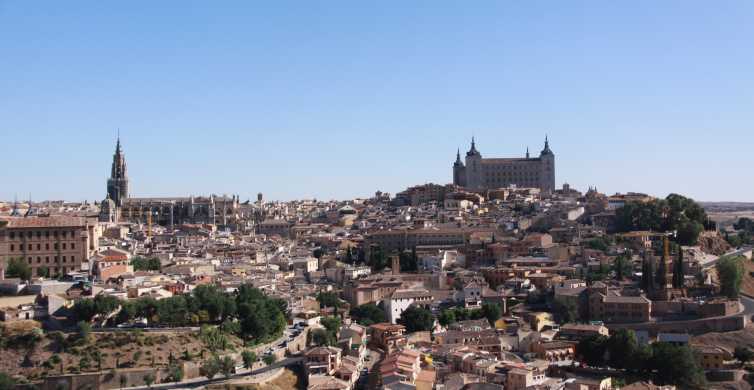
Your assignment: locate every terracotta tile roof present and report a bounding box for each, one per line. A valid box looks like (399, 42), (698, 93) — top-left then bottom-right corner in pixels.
(1, 216), (87, 228)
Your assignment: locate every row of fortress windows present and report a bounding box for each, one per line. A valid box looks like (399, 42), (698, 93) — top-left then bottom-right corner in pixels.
(8, 230), (77, 240)
(9, 242), (76, 251)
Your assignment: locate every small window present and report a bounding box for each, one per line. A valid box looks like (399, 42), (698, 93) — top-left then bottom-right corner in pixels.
(62, 243), (67, 250)
(10, 244), (14, 251)
(45, 243), (49, 250)
(28, 244), (32, 250)
(62, 256), (66, 263)
(36, 231), (41, 238)
(27, 231), (32, 238)
(71, 256), (75, 262)
(45, 231), (49, 238)
(36, 244), (40, 250)
(71, 243), (75, 250)
(54, 243), (58, 250)
(45, 257), (49, 264)
(9, 232), (14, 239)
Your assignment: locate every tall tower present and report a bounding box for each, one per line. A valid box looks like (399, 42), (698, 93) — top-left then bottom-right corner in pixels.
(539, 135), (555, 194)
(452, 149), (466, 187)
(107, 137), (129, 206)
(464, 137), (483, 189)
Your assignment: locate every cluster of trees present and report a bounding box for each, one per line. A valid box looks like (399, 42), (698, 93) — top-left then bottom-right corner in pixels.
(5, 258), (31, 281)
(726, 217), (754, 247)
(342, 246), (366, 265)
(437, 303), (502, 327)
(73, 294), (120, 322)
(615, 194), (710, 245)
(577, 329), (706, 389)
(586, 236), (611, 252)
(398, 248), (419, 272)
(311, 316), (342, 346)
(717, 255), (744, 299)
(550, 298), (579, 324)
(73, 284), (287, 345)
(349, 303), (386, 326)
(199, 354), (236, 380)
(131, 256), (162, 271)
(316, 291), (342, 309)
(368, 245), (389, 272)
(398, 306), (434, 332)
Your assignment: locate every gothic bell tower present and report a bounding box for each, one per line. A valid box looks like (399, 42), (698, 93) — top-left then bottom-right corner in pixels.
(107, 136), (129, 207)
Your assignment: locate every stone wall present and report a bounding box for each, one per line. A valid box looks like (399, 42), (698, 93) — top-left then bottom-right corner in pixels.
(608, 314), (747, 336)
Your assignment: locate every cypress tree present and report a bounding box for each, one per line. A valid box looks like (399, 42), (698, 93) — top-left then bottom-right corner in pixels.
(656, 238), (668, 289)
(673, 248), (684, 288)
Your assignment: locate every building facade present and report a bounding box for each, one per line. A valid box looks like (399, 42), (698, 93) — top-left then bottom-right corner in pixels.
(99, 139), (242, 227)
(452, 137), (555, 193)
(0, 216), (99, 278)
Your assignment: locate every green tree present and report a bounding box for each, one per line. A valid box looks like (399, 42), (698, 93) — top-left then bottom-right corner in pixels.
(717, 256), (744, 298)
(656, 249), (668, 289)
(398, 306), (434, 333)
(587, 237), (610, 251)
(143, 373), (155, 388)
(311, 329), (335, 346)
(200, 357), (220, 380)
(734, 346), (754, 366)
(551, 298), (578, 324)
(241, 350), (257, 369)
(0, 373), (14, 390)
(219, 356), (235, 378)
(577, 335), (608, 367)
(5, 257), (31, 281)
(606, 329), (638, 369)
(263, 354), (276, 365)
(131, 256), (161, 271)
(166, 362), (184, 382)
(641, 257), (654, 292)
(349, 303), (386, 326)
(481, 303), (502, 326)
(438, 309), (456, 327)
(368, 245), (388, 272)
(316, 291), (341, 309)
(76, 321), (92, 343)
(650, 343), (706, 389)
(672, 247), (685, 288)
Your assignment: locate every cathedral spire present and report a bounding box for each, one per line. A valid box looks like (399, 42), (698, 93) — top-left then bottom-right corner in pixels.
(526, 147), (530, 159)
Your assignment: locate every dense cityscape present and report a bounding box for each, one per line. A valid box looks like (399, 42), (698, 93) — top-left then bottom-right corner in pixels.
(0, 136), (753, 390)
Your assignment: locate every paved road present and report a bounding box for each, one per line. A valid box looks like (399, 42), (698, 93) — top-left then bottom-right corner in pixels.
(701, 246), (753, 270)
(124, 357), (303, 390)
(740, 295), (754, 318)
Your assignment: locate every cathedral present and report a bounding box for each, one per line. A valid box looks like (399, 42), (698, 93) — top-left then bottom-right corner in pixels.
(452, 136), (555, 193)
(99, 138), (241, 227)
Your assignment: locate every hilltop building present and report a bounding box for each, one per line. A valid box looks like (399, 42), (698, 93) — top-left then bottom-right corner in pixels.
(99, 138), (241, 227)
(452, 137), (555, 193)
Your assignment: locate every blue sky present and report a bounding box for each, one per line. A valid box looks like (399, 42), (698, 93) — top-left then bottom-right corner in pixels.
(2, 1), (753, 202)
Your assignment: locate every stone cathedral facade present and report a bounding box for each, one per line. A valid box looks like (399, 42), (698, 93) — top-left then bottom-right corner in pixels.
(99, 139), (241, 227)
(452, 137), (555, 193)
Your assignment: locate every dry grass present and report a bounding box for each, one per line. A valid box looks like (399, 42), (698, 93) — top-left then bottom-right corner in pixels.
(208, 369), (304, 390)
(0, 329), (243, 382)
(692, 324), (754, 352)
